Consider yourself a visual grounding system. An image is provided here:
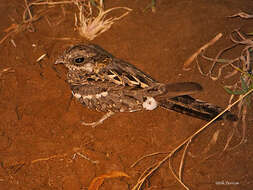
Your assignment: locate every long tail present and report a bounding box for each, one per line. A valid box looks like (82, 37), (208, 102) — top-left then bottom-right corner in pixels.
(159, 95), (237, 121)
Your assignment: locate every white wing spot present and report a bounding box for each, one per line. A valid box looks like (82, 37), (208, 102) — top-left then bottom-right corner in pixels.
(95, 91), (108, 98)
(73, 91), (108, 100)
(82, 95), (93, 99)
(72, 91), (82, 99)
(101, 92), (108, 97)
(95, 94), (102, 98)
(142, 97), (158, 110)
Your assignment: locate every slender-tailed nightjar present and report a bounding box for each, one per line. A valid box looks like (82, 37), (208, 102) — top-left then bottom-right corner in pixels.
(55, 44), (237, 127)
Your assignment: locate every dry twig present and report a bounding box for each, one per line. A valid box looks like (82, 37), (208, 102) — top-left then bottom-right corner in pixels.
(130, 152), (168, 168)
(228, 11), (253, 19)
(0, 1), (47, 45)
(183, 33), (223, 71)
(0, 68), (14, 78)
(132, 87), (253, 190)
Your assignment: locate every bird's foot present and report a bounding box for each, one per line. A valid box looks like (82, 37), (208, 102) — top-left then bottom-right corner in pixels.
(81, 111), (115, 128)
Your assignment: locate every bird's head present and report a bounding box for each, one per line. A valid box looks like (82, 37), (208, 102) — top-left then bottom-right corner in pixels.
(55, 44), (105, 73)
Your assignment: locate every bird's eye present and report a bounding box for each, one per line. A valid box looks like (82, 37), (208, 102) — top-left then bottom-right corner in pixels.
(74, 57), (85, 64)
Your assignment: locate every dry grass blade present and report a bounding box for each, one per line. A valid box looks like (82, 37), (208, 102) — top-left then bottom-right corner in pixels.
(31, 154), (65, 164)
(23, 0), (73, 15)
(179, 139), (191, 181)
(132, 87), (253, 190)
(199, 52), (240, 80)
(88, 171), (130, 190)
(202, 129), (220, 154)
(183, 33), (223, 71)
(169, 153), (189, 190)
(193, 29), (253, 150)
(225, 102), (247, 151)
(74, 152), (99, 164)
(144, 0), (156, 13)
(76, 2), (132, 40)
(1, 0), (132, 44)
(0, 0), (48, 45)
(223, 125), (236, 151)
(130, 152), (168, 168)
(131, 154), (174, 190)
(229, 12), (253, 19)
(36, 54), (47, 62)
(0, 68), (14, 78)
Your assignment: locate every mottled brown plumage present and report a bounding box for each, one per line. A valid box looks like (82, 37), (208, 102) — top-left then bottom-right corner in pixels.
(55, 44), (237, 127)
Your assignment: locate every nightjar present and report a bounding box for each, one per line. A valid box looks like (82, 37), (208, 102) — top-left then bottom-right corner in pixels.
(55, 44), (237, 127)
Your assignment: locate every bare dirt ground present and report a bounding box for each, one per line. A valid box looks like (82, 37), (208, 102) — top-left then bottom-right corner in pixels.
(0, 0), (253, 189)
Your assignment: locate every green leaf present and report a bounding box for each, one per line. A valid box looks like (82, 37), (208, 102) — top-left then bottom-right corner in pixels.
(247, 32), (253, 35)
(246, 97), (252, 107)
(240, 76), (248, 92)
(224, 87), (245, 95)
(249, 82), (253, 89)
(89, 0), (97, 7)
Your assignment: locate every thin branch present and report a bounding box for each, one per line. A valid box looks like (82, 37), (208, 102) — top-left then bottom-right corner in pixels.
(183, 33), (223, 71)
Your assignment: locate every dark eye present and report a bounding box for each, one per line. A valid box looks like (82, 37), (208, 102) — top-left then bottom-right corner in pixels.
(74, 57), (85, 64)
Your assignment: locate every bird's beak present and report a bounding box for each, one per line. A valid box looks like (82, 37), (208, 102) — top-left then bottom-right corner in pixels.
(55, 56), (65, 64)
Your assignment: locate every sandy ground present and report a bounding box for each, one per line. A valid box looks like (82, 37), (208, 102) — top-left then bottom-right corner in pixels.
(0, 0), (253, 189)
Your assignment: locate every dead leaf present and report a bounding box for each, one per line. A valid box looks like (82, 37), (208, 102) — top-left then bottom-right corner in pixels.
(88, 171), (130, 190)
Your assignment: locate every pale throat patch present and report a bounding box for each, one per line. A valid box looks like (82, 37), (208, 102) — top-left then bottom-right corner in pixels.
(81, 63), (94, 72)
(142, 97), (158, 110)
(68, 63), (94, 72)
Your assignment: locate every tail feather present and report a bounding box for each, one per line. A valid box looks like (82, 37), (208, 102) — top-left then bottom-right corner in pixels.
(159, 95), (238, 121)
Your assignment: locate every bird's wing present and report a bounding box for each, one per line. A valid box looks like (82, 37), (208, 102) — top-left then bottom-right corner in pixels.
(89, 44), (203, 98)
(100, 59), (203, 98)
